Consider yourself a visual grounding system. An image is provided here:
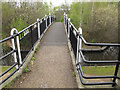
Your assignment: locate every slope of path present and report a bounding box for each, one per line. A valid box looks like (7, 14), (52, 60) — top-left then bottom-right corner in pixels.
(12, 22), (77, 88)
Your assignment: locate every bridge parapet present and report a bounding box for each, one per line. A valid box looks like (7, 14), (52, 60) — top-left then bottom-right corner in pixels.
(0, 14), (55, 89)
(64, 12), (120, 88)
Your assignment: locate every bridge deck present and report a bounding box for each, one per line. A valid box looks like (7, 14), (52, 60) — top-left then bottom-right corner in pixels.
(12, 22), (77, 88)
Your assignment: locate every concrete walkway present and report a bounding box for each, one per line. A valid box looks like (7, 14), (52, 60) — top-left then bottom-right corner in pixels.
(12, 22), (77, 88)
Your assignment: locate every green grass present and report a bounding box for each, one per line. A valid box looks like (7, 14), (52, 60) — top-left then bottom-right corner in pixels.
(72, 72), (76, 77)
(24, 67), (29, 73)
(0, 66), (16, 88)
(31, 57), (35, 61)
(4, 74), (21, 88)
(82, 66), (115, 76)
(0, 66), (16, 73)
(5, 80), (14, 88)
(91, 39), (96, 43)
(35, 48), (39, 53)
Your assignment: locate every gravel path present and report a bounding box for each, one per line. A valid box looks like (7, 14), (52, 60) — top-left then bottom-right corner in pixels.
(12, 22), (77, 88)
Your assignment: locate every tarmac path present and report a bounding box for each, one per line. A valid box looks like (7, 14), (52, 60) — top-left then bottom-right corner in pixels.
(12, 22), (77, 88)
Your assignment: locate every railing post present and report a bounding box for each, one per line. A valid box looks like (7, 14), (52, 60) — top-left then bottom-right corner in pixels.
(65, 14), (66, 25)
(68, 18), (70, 39)
(11, 28), (22, 69)
(78, 27), (82, 63)
(40, 19), (42, 38)
(76, 34), (79, 64)
(45, 15), (47, 29)
(30, 26), (34, 50)
(37, 18), (40, 39)
(66, 14), (67, 27)
(112, 47), (120, 87)
(51, 16), (53, 23)
(49, 13), (51, 25)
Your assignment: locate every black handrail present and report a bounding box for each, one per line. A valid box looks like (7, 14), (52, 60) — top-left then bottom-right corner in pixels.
(0, 67), (19, 85)
(80, 35), (120, 46)
(77, 63), (120, 79)
(77, 50), (120, 64)
(0, 34), (18, 43)
(0, 14), (55, 86)
(77, 69), (115, 85)
(64, 13), (120, 87)
(0, 62), (18, 77)
(81, 46), (109, 52)
(0, 50), (16, 60)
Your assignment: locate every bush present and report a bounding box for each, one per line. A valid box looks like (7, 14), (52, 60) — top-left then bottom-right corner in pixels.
(60, 17), (63, 22)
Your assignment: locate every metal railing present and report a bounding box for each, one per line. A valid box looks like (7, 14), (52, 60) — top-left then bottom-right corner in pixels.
(64, 12), (120, 87)
(0, 13), (55, 85)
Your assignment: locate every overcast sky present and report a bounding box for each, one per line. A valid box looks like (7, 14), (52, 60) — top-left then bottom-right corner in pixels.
(42, 0), (119, 7)
(3, 0), (119, 7)
(43, 0), (73, 7)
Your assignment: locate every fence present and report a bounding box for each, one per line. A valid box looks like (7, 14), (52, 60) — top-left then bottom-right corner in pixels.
(64, 12), (120, 87)
(0, 14), (55, 85)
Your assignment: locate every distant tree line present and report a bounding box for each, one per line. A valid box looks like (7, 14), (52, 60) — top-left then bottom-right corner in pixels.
(2, 2), (52, 38)
(69, 2), (118, 43)
(2, 2), (119, 43)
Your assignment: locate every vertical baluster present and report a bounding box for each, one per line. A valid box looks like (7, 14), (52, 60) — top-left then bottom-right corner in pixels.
(11, 28), (22, 68)
(30, 26), (34, 50)
(112, 47), (120, 87)
(45, 15), (47, 29)
(68, 18), (70, 39)
(37, 18), (40, 39)
(49, 13), (51, 25)
(78, 27), (82, 63)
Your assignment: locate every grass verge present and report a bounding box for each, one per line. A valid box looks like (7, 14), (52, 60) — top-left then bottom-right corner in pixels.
(82, 66), (115, 76)
(0, 66), (16, 73)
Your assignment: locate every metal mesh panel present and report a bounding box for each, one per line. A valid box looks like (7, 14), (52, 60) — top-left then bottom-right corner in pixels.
(19, 26), (38, 61)
(70, 26), (77, 59)
(65, 17), (66, 25)
(0, 15), (55, 85)
(66, 20), (68, 33)
(19, 29), (32, 61)
(51, 17), (52, 22)
(47, 17), (50, 26)
(32, 27), (38, 45)
(19, 29), (32, 60)
(40, 19), (46, 35)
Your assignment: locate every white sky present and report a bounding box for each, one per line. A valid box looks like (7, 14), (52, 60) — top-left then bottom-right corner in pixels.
(42, 0), (119, 7)
(3, 0), (119, 7)
(43, 0), (73, 7)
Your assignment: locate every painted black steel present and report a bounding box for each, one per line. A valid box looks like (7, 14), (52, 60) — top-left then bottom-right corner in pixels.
(64, 15), (120, 87)
(0, 62), (18, 77)
(30, 26), (34, 50)
(47, 17), (50, 26)
(66, 19), (68, 33)
(40, 19), (46, 35)
(0, 15), (55, 86)
(32, 27), (38, 45)
(77, 63), (120, 79)
(69, 25), (77, 59)
(112, 48), (120, 87)
(77, 50), (120, 64)
(0, 67), (19, 85)
(0, 50), (15, 60)
(77, 69), (115, 85)
(80, 35), (120, 46)
(0, 34), (18, 43)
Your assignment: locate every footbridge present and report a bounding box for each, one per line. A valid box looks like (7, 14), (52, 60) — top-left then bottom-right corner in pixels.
(0, 13), (120, 88)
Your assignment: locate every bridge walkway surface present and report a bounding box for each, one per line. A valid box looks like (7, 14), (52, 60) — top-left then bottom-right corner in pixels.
(12, 22), (77, 88)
